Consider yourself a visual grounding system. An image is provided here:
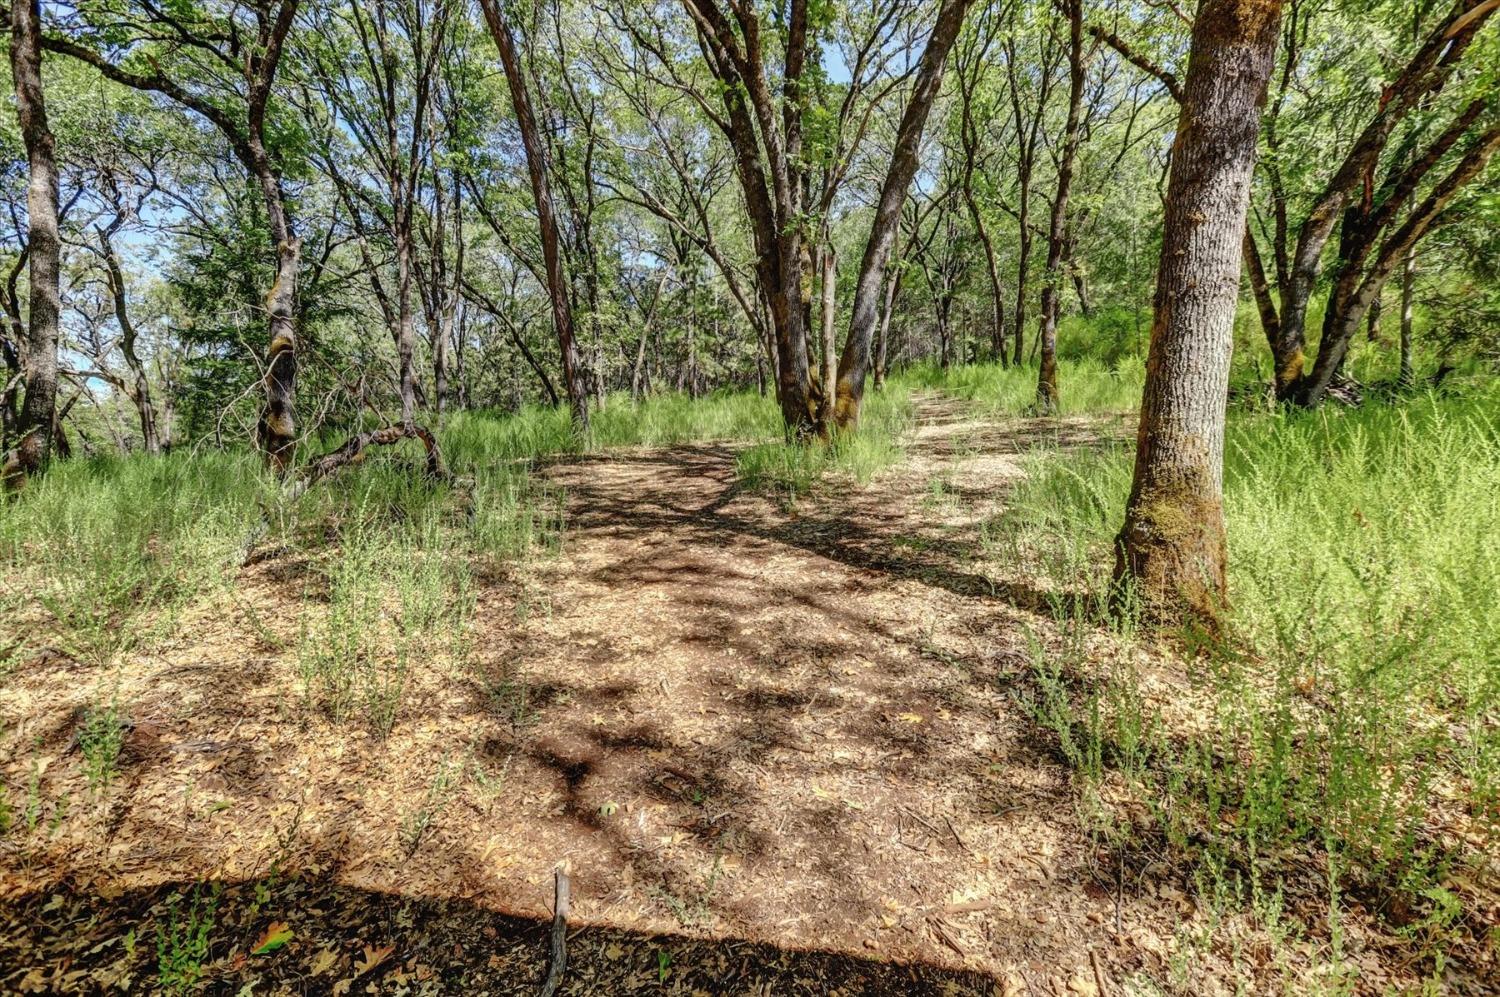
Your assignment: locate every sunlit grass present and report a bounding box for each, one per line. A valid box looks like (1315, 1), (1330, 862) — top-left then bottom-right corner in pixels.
(898, 356), (1145, 415)
(986, 384), (1500, 951)
(735, 381), (916, 499)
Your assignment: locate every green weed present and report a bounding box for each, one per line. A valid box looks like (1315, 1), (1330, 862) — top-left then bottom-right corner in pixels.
(79, 698), (128, 794)
(154, 884), (219, 995)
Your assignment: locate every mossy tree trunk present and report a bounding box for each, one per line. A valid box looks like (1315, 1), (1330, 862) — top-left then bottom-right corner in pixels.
(1114, 0), (1285, 629)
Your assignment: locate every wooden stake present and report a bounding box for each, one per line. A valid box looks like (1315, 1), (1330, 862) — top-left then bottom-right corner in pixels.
(538, 864), (571, 997)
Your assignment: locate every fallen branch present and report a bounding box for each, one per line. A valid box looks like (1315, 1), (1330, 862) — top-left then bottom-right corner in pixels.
(284, 422), (448, 502)
(1091, 947), (1113, 997)
(538, 864), (571, 997)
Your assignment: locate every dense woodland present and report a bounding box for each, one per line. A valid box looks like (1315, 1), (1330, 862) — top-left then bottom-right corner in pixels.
(2, 0), (1499, 993)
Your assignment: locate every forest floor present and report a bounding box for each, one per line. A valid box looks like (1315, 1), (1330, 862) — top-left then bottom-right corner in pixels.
(1, 396), (1485, 994)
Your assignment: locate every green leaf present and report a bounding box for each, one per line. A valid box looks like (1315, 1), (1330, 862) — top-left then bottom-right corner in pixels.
(252, 921), (294, 955)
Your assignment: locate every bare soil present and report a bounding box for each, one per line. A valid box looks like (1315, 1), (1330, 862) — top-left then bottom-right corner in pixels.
(1, 398), (1487, 995)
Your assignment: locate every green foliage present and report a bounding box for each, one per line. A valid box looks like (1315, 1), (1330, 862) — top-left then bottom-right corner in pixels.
(154, 885), (219, 996)
(398, 756), (463, 858)
(589, 389), (782, 448)
(0, 452), (271, 662)
(79, 698), (128, 794)
(295, 516), (474, 737)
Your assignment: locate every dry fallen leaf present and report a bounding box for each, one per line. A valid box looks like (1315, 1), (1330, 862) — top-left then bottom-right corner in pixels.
(309, 948), (338, 976)
(354, 942), (394, 976)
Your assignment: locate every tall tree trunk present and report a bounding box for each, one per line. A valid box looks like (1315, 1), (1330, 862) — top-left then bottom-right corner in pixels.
(1398, 245), (1416, 388)
(479, 0), (589, 431)
(4, 0), (61, 482)
(1268, 0), (1496, 400)
(247, 5), (302, 471)
(1297, 124), (1500, 405)
(1012, 192), (1031, 367)
(1114, 0), (1284, 629)
(818, 242), (838, 428)
(1037, 0), (1085, 413)
(832, 0), (973, 430)
(98, 225), (162, 453)
(954, 15), (1007, 366)
(873, 266), (901, 389)
(395, 228), (418, 424)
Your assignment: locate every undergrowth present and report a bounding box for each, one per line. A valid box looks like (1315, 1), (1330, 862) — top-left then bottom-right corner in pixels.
(735, 381), (916, 500)
(990, 384), (1500, 988)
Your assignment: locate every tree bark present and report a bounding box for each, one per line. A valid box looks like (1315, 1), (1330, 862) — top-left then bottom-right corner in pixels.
(1037, 0), (1086, 414)
(1297, 124), (1500, 405)
(97, 222), (162, 453)
(873, 266), (901, 389)
(1398, 244), (1416, 388)
(954, 11), (1007, 364)
(832, 0), (973, 430)
(4, 0), (61, 483)
(1114, 0), (1284, 629)
(479, 0), (589, 431)
(817, 242), (838, 427)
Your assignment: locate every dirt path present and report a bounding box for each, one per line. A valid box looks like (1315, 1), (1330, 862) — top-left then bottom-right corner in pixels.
(479, 397), (1152, 988)
(2, 396), (1171, 994)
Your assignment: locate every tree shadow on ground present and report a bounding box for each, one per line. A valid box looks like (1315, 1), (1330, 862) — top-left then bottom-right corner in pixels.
(0, 876), (1001, 995)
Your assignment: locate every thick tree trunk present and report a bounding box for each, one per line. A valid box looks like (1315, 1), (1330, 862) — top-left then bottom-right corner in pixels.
(832, 0), (972, 430)
(480, 0), (589, 431)
(4, 0), (61, 483)
(1037, 0), (1085, 414)
(1114, 0), (1284, 629)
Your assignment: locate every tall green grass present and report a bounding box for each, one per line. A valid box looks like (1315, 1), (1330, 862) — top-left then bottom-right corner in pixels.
(900, 356), (1145, 415)
(0, 452), (271, 661)
(735, 381), (917, 499)
(296, 515), (475, 736)
(990, 385), (1500, 954)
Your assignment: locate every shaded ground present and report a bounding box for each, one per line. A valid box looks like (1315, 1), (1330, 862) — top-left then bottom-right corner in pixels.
(2, 878), (1000, 994)
(4, 397), (1481, 994)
